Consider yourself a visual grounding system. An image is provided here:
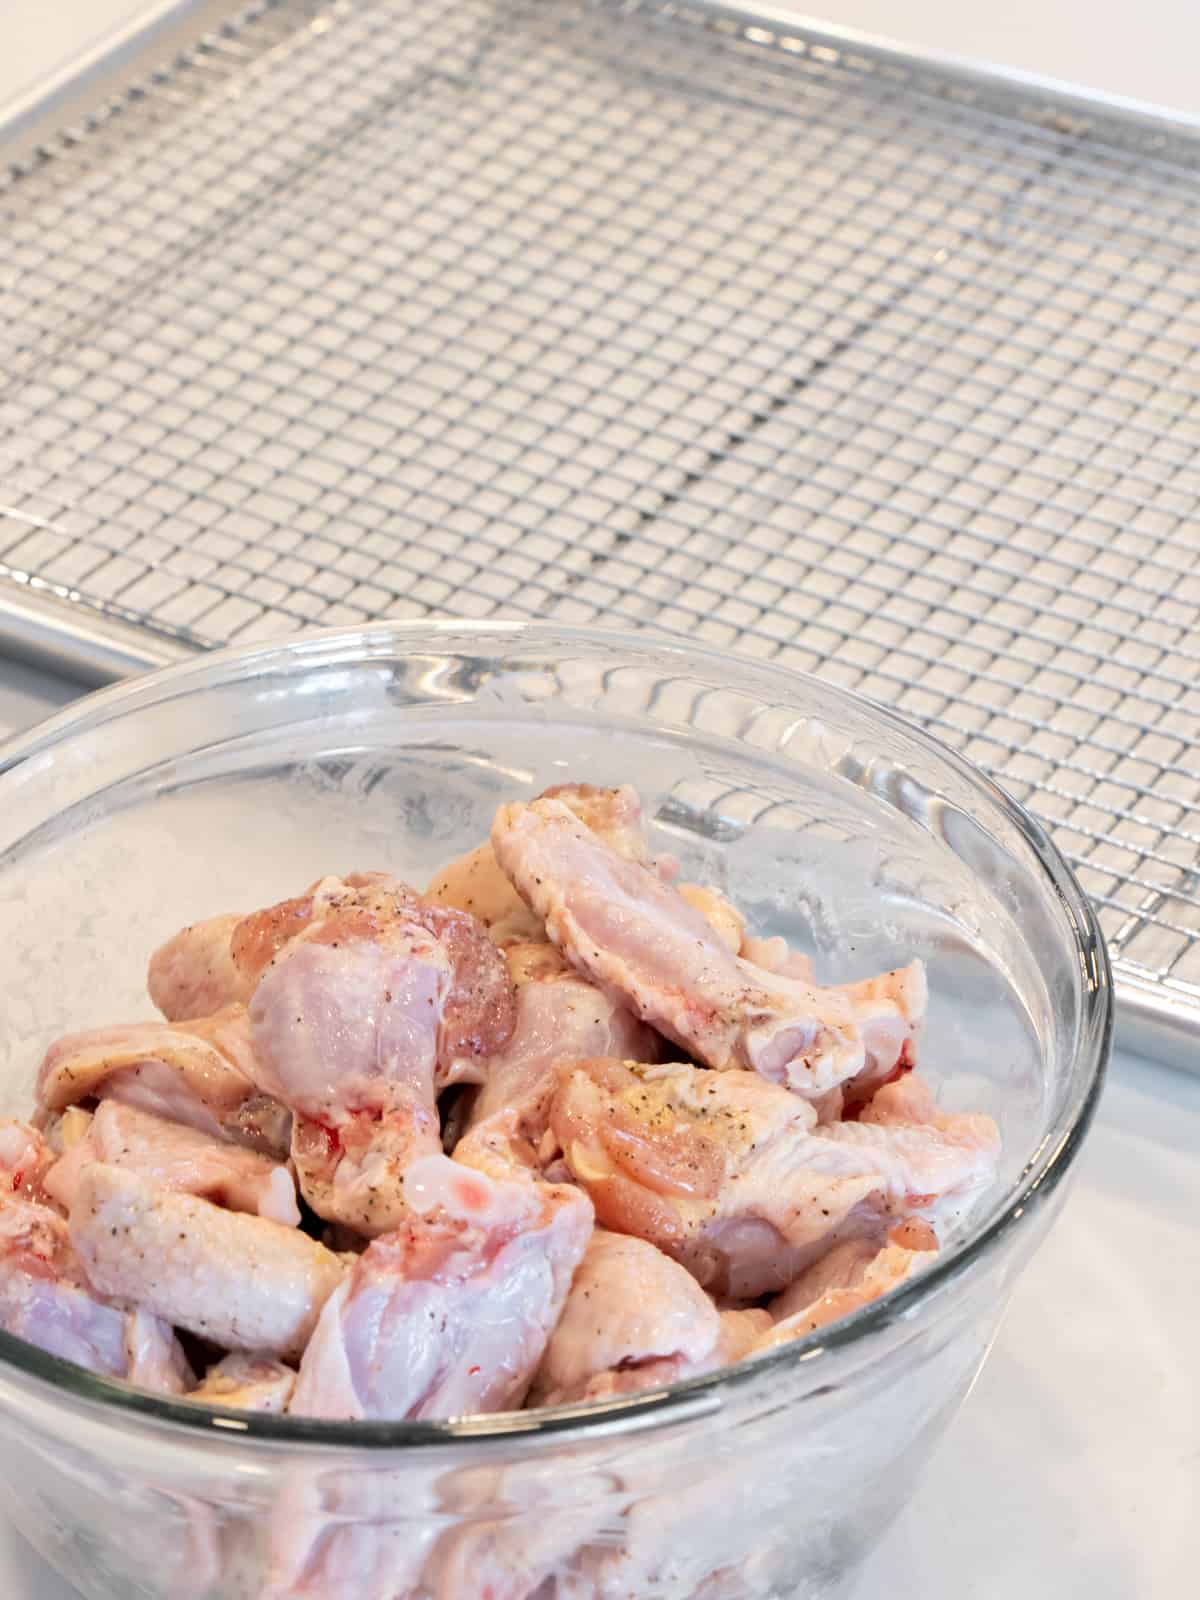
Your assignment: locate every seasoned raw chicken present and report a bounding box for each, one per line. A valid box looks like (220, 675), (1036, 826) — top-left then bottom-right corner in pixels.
(452, 943), (660, 1184)
(540, 783), (652, 863)
(756, 1226), (938, 1350)
(769, 1236), (884, 1321)
(70, 1164), (344, 1357)
(426, 783), (654, 949)
(124, 1306), (196, 1393)
(739, 942), (925, 1105)
(44, 1105), (93, 1155)
(767, 1217), (937, 1322)
(252, 921), (448, 1228)
(676, 883), (745, 953)
(470, 944), (658, 1127)
(289, 1154), (592, 1420)
(1, 777), (1001, 1461)
(150, 874), (518, 1056)
(0, 1193), (191, 1391)
(425, 841), (544, 947)
(190, 1353), (296, 1413)
(245, 876), (516, 1235)
(289, 1104), (440, 1239)
(148, 879), (370, 1021)
(43, 1100), (299, 1225)
(714, 1306), (775, 1364)
(837, 961), (927, 1106)
(531, 1230), (721, 1406)
(816, 1072), (1000, 1218)
(492, 798), (869, 1096)
(148, 913), (251, 1022)
(35, 1006), (290, 1158)
(0, 1117), (56, 1203)
(551, 1059), (877, 1296)
(247, 894), (495, 1118)
(860, 1069), (990, 1137)
(450, 1091), (558, 1190)
(0, 1196), (124, 1374)
(552, 1058), (989, 1298)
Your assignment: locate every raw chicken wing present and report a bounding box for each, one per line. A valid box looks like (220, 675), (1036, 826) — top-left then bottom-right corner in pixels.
(0, 1193), (191, 1391)
(552, 1058), (989, 1298)
(426, 782), (654, 949)
(236, 874), (518, 1090)
(469, 944), (658, 1128)
(837, 961), (927, 1106)
(540, 782), (653, 863)
(150, 873), (517, 1056)
(246, 876), (516, 1234)
(35, 1006), (289, 1158)
(531, 1230), (721, 1406)
(756, 1225), (939, 1350)
(0, 1117), (56, 1203)
(816, 1071), (1000, 1218)
(740, 943), (925, 1105)
(43, 1100), (299, 1225)
(1, 778), (1002, 1456)
(248, 898), (449, 1237)
(714, 1306), (774, 1364)
(676, 883), (745, 953)
(148, 878), (376, 1021)
(289, 1154), (592, 1420)
(0, 1197), (125, 1375)
(492, 798), (868, 1096)
(70, 1163), (344, 1357)
(289, 1105), (439, 1238)
(148, 914), (251, 1021)
(552, 1058), (894, 1297)
(452, 942), (660, 1182)
(190, 1353), (296, 1413)
(425, 842), (544, 947)
(125, 1306), (196, 1393)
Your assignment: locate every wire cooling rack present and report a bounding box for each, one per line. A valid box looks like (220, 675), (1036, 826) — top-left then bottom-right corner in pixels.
(1, 0), (1199, 1066)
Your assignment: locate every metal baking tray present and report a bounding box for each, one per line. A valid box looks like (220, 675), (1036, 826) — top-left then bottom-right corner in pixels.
(2, 0), (1199, 1072)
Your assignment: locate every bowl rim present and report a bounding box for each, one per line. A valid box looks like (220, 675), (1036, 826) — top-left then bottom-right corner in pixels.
(0, 618), (1112, 1449)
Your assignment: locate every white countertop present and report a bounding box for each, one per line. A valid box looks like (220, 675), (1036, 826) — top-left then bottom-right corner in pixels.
(774, 0), (1200, 122)
(5, 0), (1200, 122)
(3, 2), (1200, 1596)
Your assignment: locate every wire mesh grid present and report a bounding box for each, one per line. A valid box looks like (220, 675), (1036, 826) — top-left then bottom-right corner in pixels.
(1, 0), (1199, 1032)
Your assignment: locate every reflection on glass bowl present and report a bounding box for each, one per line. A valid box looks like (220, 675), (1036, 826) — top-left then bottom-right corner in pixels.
(0, 621), (1109, 1600)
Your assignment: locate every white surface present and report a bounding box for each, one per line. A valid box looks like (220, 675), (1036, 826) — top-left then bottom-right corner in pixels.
(1, 0), (168, 118)
(789, 0), (1200, 120)
(6, 0), (1200, 124)
(0, 670), (1198, 1598)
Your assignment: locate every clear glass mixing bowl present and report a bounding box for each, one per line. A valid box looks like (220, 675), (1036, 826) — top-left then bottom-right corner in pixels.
(0, 621), (1109, 1600)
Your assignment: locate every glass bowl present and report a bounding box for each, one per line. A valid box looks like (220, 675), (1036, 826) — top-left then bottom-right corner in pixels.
(0, 621), (1109, 1600)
